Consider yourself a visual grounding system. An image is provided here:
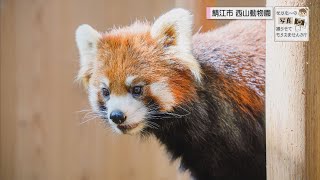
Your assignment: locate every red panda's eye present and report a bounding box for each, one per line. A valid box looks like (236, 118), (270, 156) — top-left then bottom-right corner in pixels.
(131, 86), (143, 96)
(102, 88), (110, 97)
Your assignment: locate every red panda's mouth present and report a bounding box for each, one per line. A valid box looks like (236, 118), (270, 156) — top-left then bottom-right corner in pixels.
(117, 123), (140, 132)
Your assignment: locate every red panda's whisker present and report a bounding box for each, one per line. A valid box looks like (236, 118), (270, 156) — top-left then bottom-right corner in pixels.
(145, 123), (159, 130)
(149, 111), (190, 118)
(79, 115), (99, 125)
(82, 111), (98, 120)
(175, 105), (191, 115)
(146, 121), (160, 128)
(75, 109), (92, 113)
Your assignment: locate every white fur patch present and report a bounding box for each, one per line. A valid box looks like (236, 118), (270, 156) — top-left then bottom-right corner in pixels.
(88, 84), (100, 113)
(151, 8), (193, 52)
(125, 75), (146, 86)
(125, 75), (137, 86)
(100, 77), (110, 87)
(151, 8), (202, 83)
(150, 79), (175, 111)
(107, 94), (147, 133)
(75, 24), (101, 80)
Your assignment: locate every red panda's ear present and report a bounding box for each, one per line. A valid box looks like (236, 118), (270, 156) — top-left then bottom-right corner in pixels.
(75, 24), (101, 86)
(151, 8), (202, 83)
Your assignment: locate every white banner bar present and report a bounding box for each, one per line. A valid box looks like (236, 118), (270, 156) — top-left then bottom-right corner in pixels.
(206, 7), (273, 20)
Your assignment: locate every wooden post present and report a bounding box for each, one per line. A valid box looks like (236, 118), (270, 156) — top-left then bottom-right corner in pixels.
(266, 0), (320, 179)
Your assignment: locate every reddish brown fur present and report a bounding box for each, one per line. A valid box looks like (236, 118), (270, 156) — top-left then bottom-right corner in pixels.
(90, 29), (197, 109)
(83, 20), (265, 115)
(77, 18), (266, 178)
(192, 20), (265, 118)
(219, 74), (263, 120)
(161, 25), (177, 47)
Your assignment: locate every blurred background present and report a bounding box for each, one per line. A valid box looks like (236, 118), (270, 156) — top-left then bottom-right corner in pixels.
(0, 0), (265, 179)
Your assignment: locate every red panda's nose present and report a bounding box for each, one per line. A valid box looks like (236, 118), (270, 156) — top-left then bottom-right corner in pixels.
(110, 110), (126, 124)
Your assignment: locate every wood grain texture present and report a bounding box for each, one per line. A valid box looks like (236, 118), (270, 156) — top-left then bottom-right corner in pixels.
(0, 0), (191, 180)
(267, 0), (320, 179)
(0, 0), (17, 179)
(306, 1), (320, 179)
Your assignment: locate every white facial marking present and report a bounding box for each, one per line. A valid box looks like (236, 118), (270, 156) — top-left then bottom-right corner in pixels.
(125, 75), (146, 87)
(107, 94), (147, 133)
(125, 75), (137, 86)
(88, 84), (100, 112)
(88, 78), (110, 113)
(150, 79), (175, 111)
(100, 77), (110, 87)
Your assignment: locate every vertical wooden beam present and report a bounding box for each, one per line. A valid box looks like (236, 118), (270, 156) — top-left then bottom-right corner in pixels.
(305, 1), (320, 179)
(266, 0), (320, 179)
(0, 0), (17, 179)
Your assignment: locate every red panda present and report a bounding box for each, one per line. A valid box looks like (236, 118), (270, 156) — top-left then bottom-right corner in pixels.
(75, 8), (265, 179)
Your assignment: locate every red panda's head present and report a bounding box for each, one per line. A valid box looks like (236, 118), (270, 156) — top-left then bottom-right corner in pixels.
(75, 9), (202, 134)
